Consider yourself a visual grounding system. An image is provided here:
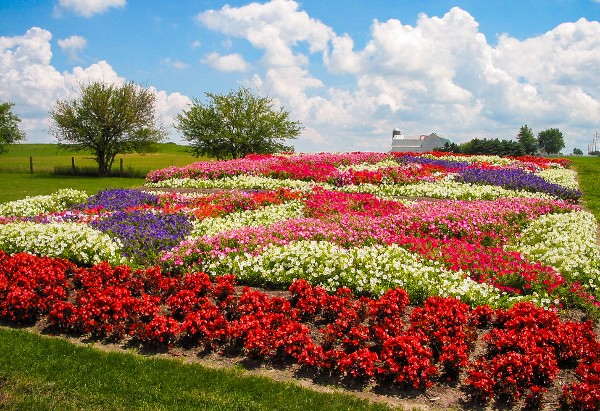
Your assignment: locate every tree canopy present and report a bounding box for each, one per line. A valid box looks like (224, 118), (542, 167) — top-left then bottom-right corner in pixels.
(537, 128), (565, 155)
(49, 81), (166, 176)
(459, 137), (525, 157)
(517, 125), (537, 155)
(175, 87), (302, 159)
(0, 101), (26, 154)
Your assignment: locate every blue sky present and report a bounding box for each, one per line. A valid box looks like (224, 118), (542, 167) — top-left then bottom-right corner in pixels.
(1, 0), (599, 153)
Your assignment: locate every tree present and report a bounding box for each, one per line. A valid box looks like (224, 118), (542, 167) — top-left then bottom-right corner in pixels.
(50, 81), (166, 176)
(572, 148), (583, 155)
(0, 101), (26, 154)
(537, 128), (565, 155)
(460, 137), (525, 156)
(175, 87), (301, 159)
(517, 125), (537, 155)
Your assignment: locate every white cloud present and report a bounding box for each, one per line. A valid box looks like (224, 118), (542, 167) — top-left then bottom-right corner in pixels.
(54, 0), (126, 18)
(197, 1), (600, 153)
(58, 35), (87, 62)
(0, 27), (188, 143)
(160, 58), (189, 69)
(201, 52), (250, 72)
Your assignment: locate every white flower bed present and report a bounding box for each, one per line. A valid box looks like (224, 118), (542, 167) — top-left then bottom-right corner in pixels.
(507, 210), (600, 294)
(0, 221), (125, 265)
(0, 189), (89, 217)
(339, 179), (553, 200)
(204, 240), (528, 308)
(534, 168), (580, 190)
(190, 201), (305, 237)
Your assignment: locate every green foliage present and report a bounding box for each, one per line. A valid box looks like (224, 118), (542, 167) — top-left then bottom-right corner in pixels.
(0, 101), (26, 154)
(438, 141), (461, 153)
(537, 128), (565, 155)
(572, 147), (583, 155)
(176, 87), (301, 159)
(50, 81), (167, 176)
(459, 138), (526, 156)
(517, 125), (537, 155)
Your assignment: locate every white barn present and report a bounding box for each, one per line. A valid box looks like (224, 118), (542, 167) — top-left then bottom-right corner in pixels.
(390, 129), (451, 153)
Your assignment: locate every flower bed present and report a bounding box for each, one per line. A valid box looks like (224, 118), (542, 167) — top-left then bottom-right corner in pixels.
(0, 252), (597, 409)
(0, 151), (599, 408)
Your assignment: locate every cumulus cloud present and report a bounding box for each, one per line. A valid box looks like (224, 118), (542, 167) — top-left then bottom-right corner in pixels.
(196, 1), (600, 152)
(201, 52), (250, 72)
(54, 0), (126, 18)
(58, 35), (87, 62)
(0, 27), (189, 143)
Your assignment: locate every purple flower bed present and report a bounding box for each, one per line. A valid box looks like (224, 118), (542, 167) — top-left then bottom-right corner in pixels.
(73, 189), (159, 211)
(455, 168), (582, 201)
(91, 210), (192, 264)
(397, 155), (471, 170)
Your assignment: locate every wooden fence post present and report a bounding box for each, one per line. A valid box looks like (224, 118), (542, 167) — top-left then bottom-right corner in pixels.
(120, 158), (123, 175)
(30, 156), (33, 174)
(72, 157), (75, 175)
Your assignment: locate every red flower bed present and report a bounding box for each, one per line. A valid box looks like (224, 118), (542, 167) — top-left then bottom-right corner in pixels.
(0, 250), (598, 409)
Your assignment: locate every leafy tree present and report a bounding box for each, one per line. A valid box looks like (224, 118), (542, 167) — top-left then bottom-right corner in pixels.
(517, 125), (537, 155)
(537, 128), (565, 155)
(0, 101), (26, 154)
(460, 138), (525, 156)
(50, 81), (166, 176)
(572, 148), (583, 155)
(175, 87), (301, 159)
(438, 141), (461, 153)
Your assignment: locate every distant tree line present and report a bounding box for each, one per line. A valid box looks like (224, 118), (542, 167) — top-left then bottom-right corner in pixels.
(438, 125), (567, 157)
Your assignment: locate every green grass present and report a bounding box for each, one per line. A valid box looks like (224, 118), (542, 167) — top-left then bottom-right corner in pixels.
(0, 143), (207, 203)
(570, 156), (600, 221)
(0, 143), (203, 175)
(0, 328), (392, 411)
(0, 173), (146, 203)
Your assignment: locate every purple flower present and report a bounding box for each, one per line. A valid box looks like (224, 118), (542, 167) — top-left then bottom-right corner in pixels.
(73, 189), (158, 211)
(455, 168), (582, 201)
(91, 210), (192, 264)
(398, 155), (470, 170)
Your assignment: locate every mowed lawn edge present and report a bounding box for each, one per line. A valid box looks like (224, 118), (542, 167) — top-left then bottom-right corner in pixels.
(0, 327), (393, 411)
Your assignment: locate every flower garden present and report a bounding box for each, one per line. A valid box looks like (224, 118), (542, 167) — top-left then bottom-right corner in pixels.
(0, 151), (599, 409)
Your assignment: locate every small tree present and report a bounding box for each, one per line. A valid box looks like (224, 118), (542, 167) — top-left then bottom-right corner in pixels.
(175, 87), (301, 159)
(537, 128), (565, 155)
(572, 148), (583, 155)
(50, 81), (166, 176)
(517, 125), (537, 155)
(0, 101), (26, 154)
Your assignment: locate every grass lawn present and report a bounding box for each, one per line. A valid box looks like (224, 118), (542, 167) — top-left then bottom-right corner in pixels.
(570, 155), (600, 221)
(0, 143), (206, 203)
(0, 173), (146, 203)
(0, 143), (203, 175)
(0, 328), (391, 411)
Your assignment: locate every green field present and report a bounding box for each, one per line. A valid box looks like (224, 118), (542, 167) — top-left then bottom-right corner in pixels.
(0, 143), (205, 203)
(0, 143), (203, 175)
(570, 155), (600, 221)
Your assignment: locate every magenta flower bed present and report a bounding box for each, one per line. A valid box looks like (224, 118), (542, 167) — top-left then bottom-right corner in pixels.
(0, 250), (598, 409)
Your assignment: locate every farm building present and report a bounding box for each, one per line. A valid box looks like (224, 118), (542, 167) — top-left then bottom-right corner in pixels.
(390, 129), (451, 153)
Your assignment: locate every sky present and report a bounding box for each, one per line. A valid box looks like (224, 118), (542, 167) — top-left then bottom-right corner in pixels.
(1, 0), (599, 154)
